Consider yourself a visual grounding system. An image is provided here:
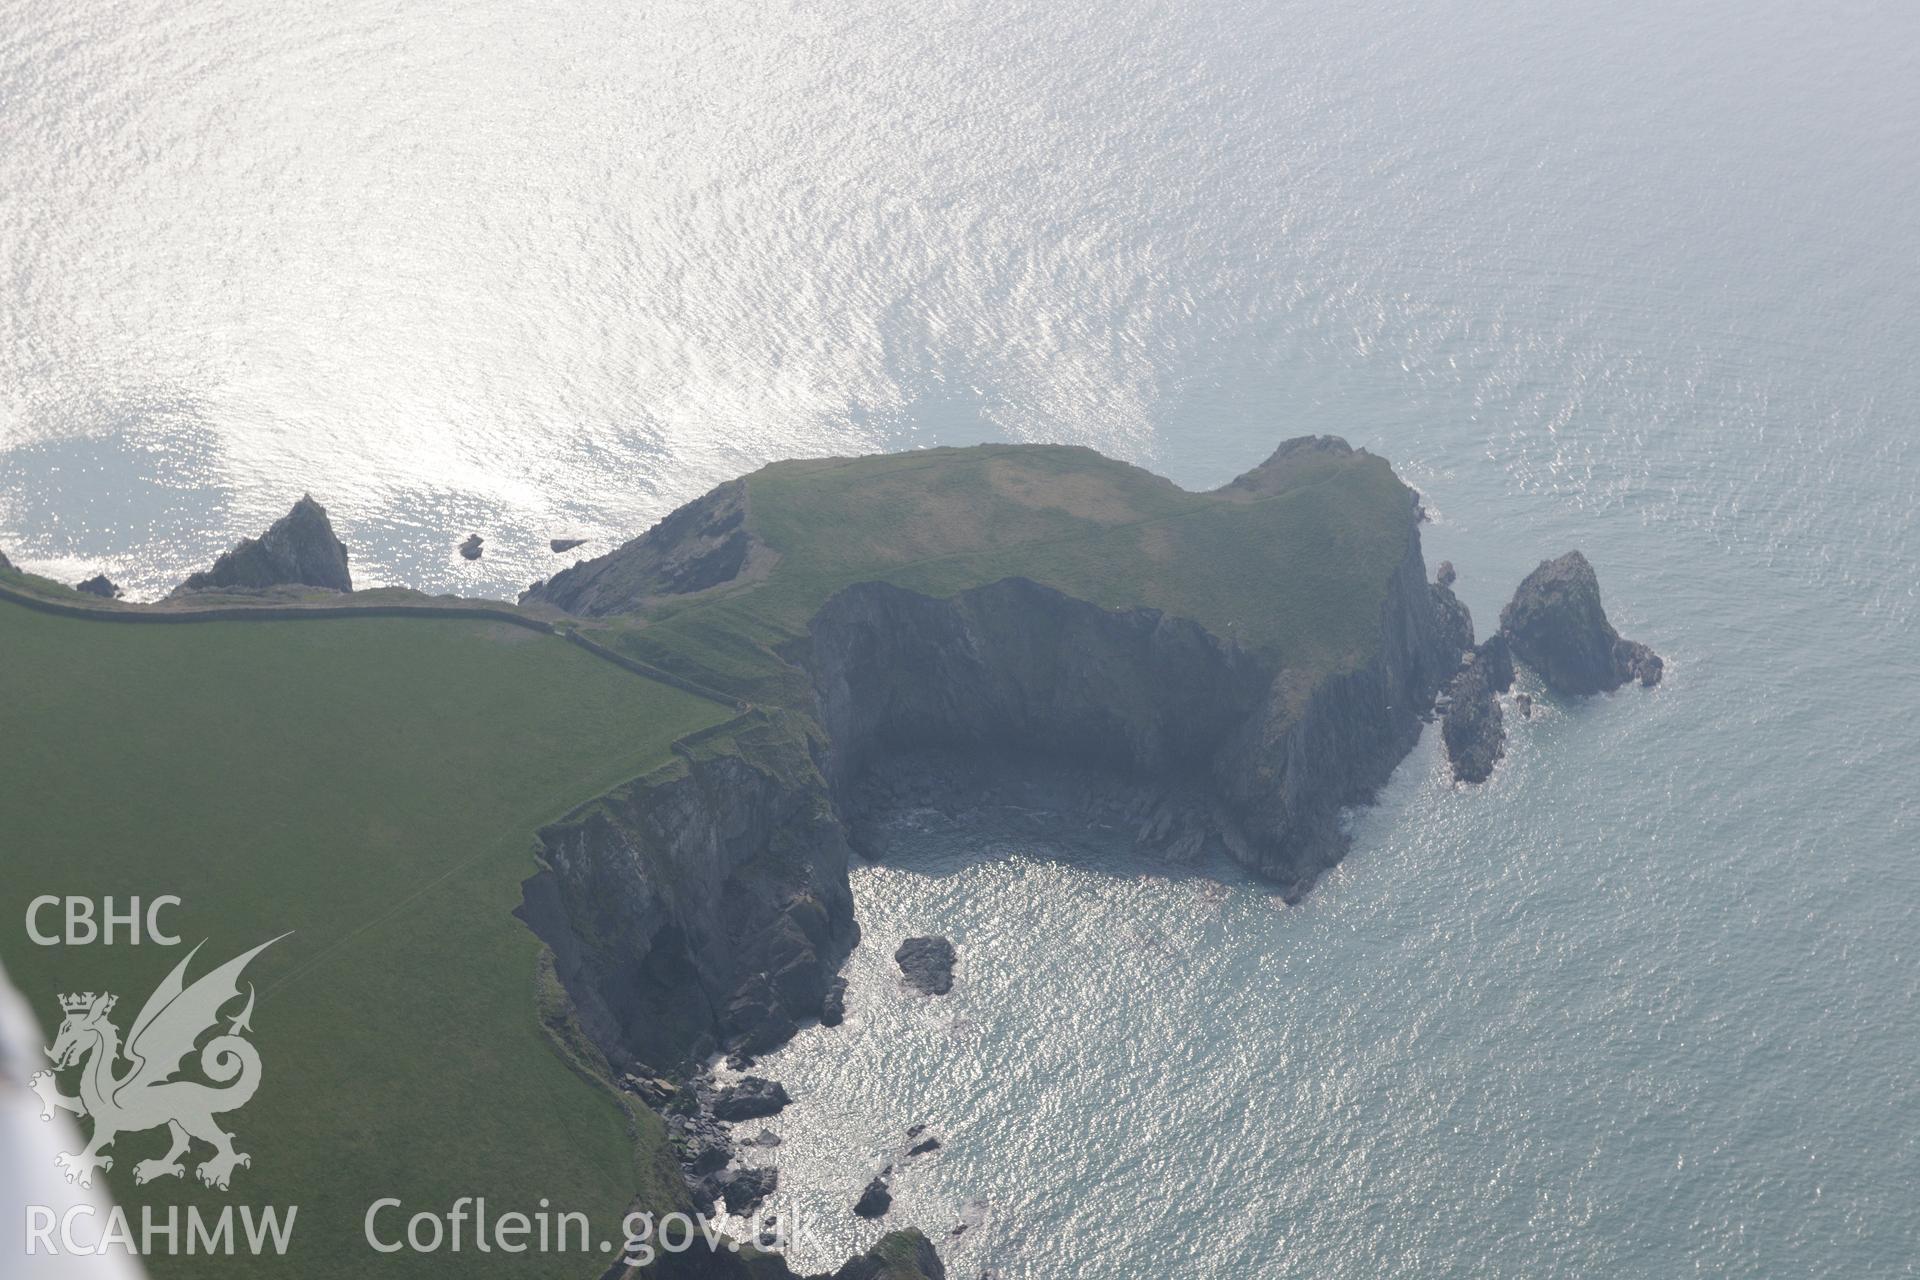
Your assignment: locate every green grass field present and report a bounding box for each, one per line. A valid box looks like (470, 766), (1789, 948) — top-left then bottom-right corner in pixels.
(601, 443), (1414, 704)
(0, 600), (729, 1277)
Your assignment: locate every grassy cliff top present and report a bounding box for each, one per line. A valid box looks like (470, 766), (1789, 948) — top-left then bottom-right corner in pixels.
(0, 601), (730, 1278)
(552, 438), (1418, 703)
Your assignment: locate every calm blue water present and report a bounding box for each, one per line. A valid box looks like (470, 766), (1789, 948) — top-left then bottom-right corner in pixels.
(3, 0), (1916, 1274)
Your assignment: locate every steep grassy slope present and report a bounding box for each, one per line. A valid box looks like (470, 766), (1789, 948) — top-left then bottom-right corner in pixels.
(0, 601), (730, 1278)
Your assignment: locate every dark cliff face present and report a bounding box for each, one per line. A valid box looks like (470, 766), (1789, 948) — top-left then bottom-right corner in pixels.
(517, 723), (858, 1068)
(175, 494), (351, 594)
(521, 479), (766, 615)
(1209, 525), (1467, 880)
(1500, 550), (1662, 695)
(808, 576), (1272, 792)
(808, 516), (1463, 889)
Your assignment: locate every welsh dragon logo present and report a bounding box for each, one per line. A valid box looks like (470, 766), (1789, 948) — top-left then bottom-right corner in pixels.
(28, 936), (286, 1192)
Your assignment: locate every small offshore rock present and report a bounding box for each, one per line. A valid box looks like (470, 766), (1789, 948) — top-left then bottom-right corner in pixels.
(459, 533), (484, 560)
(550, 537), (587, 553)
(1442, 650), (1505, 785)
(821, 976), (848, 1027)
(75, 574), (121, 599)
(710, 1076), (791, 1121)
(853, 1175), (893, 1219)
(1499, 551), (1662, 696)
(895, 935), (957, 996)
(908, 1136), (941, 1156)
(1436, 560), (1457, 587)
(1514, 692), (1533, 718)
(905, 1123), (926, 1140)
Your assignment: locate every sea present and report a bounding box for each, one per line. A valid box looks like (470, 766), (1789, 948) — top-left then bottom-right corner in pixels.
(2, 0), (1915, 1274)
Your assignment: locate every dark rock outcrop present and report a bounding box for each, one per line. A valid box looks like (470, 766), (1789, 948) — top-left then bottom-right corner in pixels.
(853, 1173), (893, 1219)
(1442, 649), (1505, 783)
(550, 538), (587, 553)
(75, 575), (120, 599)
(521, 479), (769, 615)
(516, 719), (859, 1068)
(894, 936), (956, 996)
(828, 1230), (945, 1280)
(176, 495), (351, 594)
(0, 547), (14, 572)
(459, 533), (484, 560)
(711, 1076), (791, 1121)
(718, 1165), (779, 1215)
(1499, 551), (1661, 695)
(907, 1136), (940, 1156)
(820, 976), (848, 1027)
(1435, 560), (1456, 587)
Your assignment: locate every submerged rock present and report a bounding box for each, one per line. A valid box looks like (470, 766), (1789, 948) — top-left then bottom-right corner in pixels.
(176, 495), (351, 594)
(1500, 551), (1662, 695)
(710, 1076), (791, 1121)
(459, 533), (484, 560)
(75, 574), (121, 599)
(895, 936), (957, 996)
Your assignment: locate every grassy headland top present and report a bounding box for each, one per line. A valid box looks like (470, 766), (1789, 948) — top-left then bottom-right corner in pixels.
(526, 436), (1418, 704)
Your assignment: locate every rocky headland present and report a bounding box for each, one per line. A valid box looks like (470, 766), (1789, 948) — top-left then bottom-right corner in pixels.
(173, 494), (353, 594)
(1, 439), (1660, 1280)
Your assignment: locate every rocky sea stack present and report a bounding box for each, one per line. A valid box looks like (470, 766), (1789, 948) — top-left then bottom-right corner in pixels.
(175, 495), (352, 595)
(1500, 551), (1663, 695)
(75, 574), (121, 599)
(895, 936), (957, 996)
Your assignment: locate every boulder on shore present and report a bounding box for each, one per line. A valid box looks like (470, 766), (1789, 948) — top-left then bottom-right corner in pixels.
(175, 495), (351, 594)
(710, 1075), (791, 1121)
(895, 936), (956, 996)
(1499, 551), (1662, 695)
(718, 1165), (778, 1215)
(75, 574), (121, 599)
